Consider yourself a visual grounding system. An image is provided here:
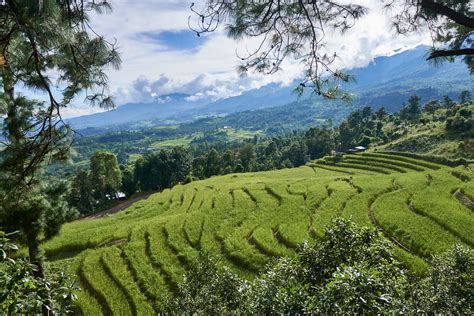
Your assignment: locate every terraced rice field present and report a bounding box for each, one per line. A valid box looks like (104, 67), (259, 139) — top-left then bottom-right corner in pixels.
(45, 152), (474, 314)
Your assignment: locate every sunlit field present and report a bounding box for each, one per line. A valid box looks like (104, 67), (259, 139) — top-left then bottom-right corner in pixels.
(45, 152), (474, 314)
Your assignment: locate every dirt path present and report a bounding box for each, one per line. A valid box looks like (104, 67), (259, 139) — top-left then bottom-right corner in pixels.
(81, 192), (154, 221)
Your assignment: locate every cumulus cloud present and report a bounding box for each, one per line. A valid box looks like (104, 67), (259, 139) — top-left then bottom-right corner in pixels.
(59, 0), (431, 117)
(115, 72), (271, 104)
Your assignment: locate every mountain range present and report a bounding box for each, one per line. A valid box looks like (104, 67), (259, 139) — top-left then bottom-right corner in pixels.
(67, 45), (473, 132)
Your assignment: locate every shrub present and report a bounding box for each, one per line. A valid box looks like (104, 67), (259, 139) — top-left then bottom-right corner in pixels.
(164, 220), (473, 314)
(165, 219), (408, 314)
(163, 252), (245, 314)
(446, 107), (474, 132)
(0, 231), (77, 314)
(411, 245), (473, 314)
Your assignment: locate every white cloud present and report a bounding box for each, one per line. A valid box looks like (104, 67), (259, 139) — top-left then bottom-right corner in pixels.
(61, 0), (431, 117)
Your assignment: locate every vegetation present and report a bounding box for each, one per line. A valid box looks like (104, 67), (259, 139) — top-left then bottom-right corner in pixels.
(191, 0), (474, 98)
(0, 1), (119, 313)
(166, 220), (473, 314)
(69, 151), (123, 215)
(61, 95), (474, 218)
(0, 231), (77, 314)
(1, 0), (472, 314)
(43, 152), (474, 313)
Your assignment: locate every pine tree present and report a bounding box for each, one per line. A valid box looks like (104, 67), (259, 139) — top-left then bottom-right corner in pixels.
(0, 2), (120, 313)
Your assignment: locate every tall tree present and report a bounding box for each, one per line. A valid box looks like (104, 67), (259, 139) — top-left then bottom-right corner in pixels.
(459, 90), (472, 103)
(400, 95), (422, 121)
(69, 170), (95, 215)
(423, 99), (442, 119)
(442, 95), (457, 109)
(0, 1), (120, 308)
(90, 151), (122, 202)
(169, 146), (192, 184)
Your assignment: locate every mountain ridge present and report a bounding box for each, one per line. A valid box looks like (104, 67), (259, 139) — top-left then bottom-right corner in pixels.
(67, 45), (472, 131)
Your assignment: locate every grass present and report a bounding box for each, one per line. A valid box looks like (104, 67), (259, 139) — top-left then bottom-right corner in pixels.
(44, 153), (474, 314)
(80, 250), (133, 315)
(150, 137), (192, 150)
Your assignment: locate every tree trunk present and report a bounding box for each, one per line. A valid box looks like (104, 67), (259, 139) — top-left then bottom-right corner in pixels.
(26, 232), (50, 316)
(26, 232), (46, 279)
(2, 64), (21, 146)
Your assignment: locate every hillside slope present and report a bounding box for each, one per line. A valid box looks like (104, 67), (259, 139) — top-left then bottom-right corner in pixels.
(45, 152), (474, 314)
(380, 123), (474, 159)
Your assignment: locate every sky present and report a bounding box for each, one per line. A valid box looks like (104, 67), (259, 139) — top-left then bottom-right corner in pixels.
(54, 0), (431, 118)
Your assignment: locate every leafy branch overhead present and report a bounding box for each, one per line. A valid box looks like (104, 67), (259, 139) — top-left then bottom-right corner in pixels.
(0, 0), (121, 187)
(190, 0), (473, 99)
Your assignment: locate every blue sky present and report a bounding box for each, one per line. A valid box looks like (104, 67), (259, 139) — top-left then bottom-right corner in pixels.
(47, 0), (431, 118)
(138, 30), (209, 52)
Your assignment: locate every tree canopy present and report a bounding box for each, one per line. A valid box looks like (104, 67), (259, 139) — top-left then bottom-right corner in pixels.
(0, 2), (120, 313)
(191, 0), (473, 98)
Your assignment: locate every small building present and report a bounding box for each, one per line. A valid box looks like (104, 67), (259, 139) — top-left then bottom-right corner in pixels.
(354, 146), (367, 152)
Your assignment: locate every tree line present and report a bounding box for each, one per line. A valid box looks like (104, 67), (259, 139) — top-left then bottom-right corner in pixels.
(68, 92), (473, 216)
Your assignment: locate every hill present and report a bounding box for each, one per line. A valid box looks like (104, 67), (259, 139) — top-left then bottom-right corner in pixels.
(45, 152), (474, 314)
(380, 122), (474, 159)
(66, 45), (473, 131)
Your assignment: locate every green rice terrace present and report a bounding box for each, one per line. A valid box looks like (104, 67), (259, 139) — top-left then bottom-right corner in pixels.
(45, 152), (474, 314)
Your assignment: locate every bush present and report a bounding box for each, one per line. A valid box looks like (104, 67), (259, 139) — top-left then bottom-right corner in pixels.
(165, 219), (408, 314)
(446, 107), (474, 132)
(164, 219), (473, 314)
(163, 253), (245, 314)
(411, 245), (473, 314)
(0, 231), (77, 314)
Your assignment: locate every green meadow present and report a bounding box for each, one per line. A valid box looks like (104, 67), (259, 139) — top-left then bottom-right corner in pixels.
(44, 152), (474, 314)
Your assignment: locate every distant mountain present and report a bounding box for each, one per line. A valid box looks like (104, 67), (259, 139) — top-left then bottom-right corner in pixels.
(67, 45), (472, 131)
(347, 45), (473, 111)
(65, 93), (211, 130)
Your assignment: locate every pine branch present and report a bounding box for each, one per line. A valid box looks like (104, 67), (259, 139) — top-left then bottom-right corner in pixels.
(420, 0), (474, 28)
(427, 48), (474, 60)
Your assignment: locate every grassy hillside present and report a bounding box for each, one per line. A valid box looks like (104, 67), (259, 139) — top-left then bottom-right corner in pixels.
(45, 152), (474, 314)
(380, 121), (474, 159)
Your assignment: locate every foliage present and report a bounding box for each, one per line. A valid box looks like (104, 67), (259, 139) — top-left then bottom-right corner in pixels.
(446, 105), (474, 132)
(0, 231), (77, 314)
(164, 253), (244, 314)
(411, 244), (474, 313)
(0, 2), (120, 310)
(400, 95), (422, 122)
(190, 1), (366, 99)
(459, 90), (472, 104)
(69, 151), (122, 215)
(64, 96), (474, 217)
(246, 219), (408, 314)
(68, 170), (96, 215)
(90, 151), (122, 201)
(42, 152), (474, 313)
(191, 0), (473, 97)
(0, 179), (76, 269)
(164, 220), (473, 314)
(133, 146), (192, 192)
